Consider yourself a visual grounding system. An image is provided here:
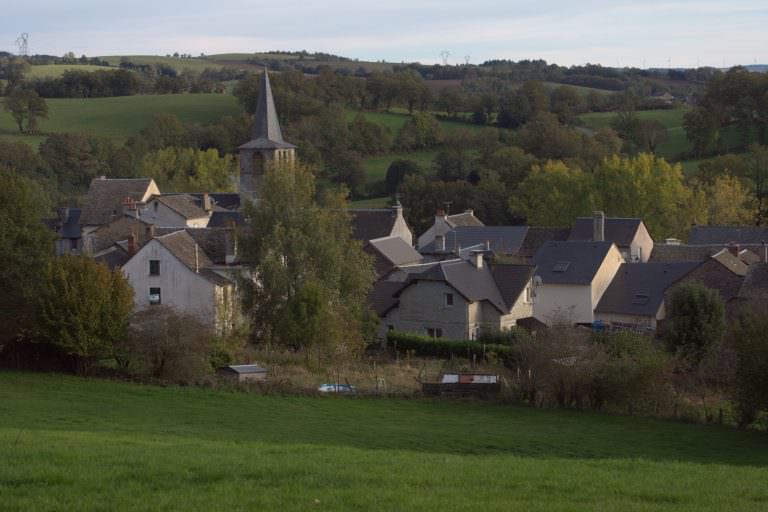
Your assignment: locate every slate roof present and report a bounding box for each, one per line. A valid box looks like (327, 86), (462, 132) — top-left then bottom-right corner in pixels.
(238, 68), (296, 151)
(421, 226), (529, 255)
(368, 280), (407, 317)
(532, 241), (616, 285)
(489, 264), (536, 310)
(649, 244), (723, 263)
(518, 227), (571, 259)
(91, 215), (154, 254)
(187, 193), (241, 211)
(155, 230), (213, 270)
(153, 194), (208, 220)
(80, 178), (157, 226)
(349, 208), (400, 241)
(94, 245), (130, 271)
(397, 259), (508, 313)
(446, 211), (484, 228)
(569, 217), (645, 247)
(595, 262), (699, 316)
(367, 236), (422, 266)
(737, 263), (768, 300)
(155, 227), (230, 265)
(738, 249), (762, 265)
(711, 249), (749, 277)
(207, 211), (245, 228)
(688, 226), (768, 245)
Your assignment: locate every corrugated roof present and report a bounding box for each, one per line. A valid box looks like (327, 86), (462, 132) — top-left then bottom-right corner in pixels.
(596, 262), (699, 316)
(532, 241), (616, 285)
(688, 226), (768, 245)
(569, 217), (644, 247)
(80, 178), (157, 226)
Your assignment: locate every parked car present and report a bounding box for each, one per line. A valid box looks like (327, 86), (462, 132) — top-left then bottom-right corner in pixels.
(317, 383), (356, 394)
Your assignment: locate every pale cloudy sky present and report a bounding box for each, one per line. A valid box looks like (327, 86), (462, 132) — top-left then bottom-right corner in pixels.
(1, 0), (766, 68)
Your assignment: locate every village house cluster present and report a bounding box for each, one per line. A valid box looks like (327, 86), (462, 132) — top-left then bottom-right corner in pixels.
(45, 69), (768, 341)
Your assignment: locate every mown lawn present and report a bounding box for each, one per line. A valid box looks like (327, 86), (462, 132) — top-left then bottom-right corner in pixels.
(1, 371), (767, 511)
(0, 94), (240, 147)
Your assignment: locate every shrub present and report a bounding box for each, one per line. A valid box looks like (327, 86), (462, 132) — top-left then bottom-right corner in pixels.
(662, 283), (725, 363)
(386, 331), (514, 361)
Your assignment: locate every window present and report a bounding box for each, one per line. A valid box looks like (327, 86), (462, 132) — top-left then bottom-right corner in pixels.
(426, 328), (443, 338)
(149, 260), (160, 276)
(444, 292), (454, 307)
(631, 293), (649, 305)
(153, 201), (159, 212)
(149, 287), (161, 305)
(552, 261), (570, 272)
(525, 285), (532, 303)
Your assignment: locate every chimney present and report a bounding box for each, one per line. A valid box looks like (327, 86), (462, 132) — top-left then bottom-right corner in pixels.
(436, 207), (446, 219)
(470, 250), (484, 269)
(145, 225), (156, 240)
(727, 242), (739, 257)
(593, 211), (605, 242)
(465, 209), (473, 216)
(763, 240), (767, 264)
(127, 232), (137, 255)
(194, 242), (200, 273)
(435, 234), (446, 252)
(202, 192), (212, 213)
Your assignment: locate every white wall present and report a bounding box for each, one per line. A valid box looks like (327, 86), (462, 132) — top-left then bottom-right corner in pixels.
(533, 284), (593, 325)
(391, 207), (414, 246)
(591, 244), (624, 309)
(382, 280), (470, 339)
(121, 240), (218, 325)
(630, 223), (654, 263)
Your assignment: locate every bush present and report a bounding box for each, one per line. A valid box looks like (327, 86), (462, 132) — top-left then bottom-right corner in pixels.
(662, 283), (725, 362)
(117, 307), (215, 383)
(729, 309), (768, 428)
(386, 331), (514, 361)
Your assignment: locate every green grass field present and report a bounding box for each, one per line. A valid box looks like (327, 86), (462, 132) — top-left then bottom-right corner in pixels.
(25, 64), (119, 79)
(542, 81), (616, 97)
(580, 108), (693, 159)
(0, 94), (240, 147)
(1, 371), (767, 511)
(99, 55), (218, 72)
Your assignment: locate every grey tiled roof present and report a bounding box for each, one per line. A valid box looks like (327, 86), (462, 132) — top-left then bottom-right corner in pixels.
(649, 244), (722, 262)
(489, 264), (536, 310)
(367, 237), (422, 266)
(207, 211), (245, 228)
(711, 249), (749, 277)
(569, 217), (645, 247)
(80, 178), (156, 226)
(688, 226), (768, 245)
(446, 211), (484, 228)
(532, 241), (616, 285)
(154, 194), (208, 220)
(349, 209), (399, 242)
(519, 227), (570, 259)
(737, 263), (768, 300)
(596, 262), (699, 316)
(421, 226), (528, 255)
(368, 280), (407, 317)
(238, 68), (296, 150)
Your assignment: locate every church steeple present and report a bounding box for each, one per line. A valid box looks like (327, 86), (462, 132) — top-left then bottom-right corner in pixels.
(238, 67), (296, 203)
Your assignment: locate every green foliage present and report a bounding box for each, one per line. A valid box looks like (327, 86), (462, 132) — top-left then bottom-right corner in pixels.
(3, 87), (48, 133)
(140, 147), (238, 192)
(386, 331), (514, 361)
(38, 132), (112, 190)
(0, 167), (54, 349)
(394, 112), (444, 150)
(38, 256), (133, 373)
(384, 159), (422, 194)
(518, 112), (581, 159)
(241, 163), (376, 357)
(662, 283), (726, 362)
(729, 309), (768, 428)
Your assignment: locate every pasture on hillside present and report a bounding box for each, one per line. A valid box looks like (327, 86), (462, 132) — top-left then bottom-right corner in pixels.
(1, 371), (767, 511)
(580, 108), (692, 160)
(25, 64), (118, 79)
(0, 94), (240, 147)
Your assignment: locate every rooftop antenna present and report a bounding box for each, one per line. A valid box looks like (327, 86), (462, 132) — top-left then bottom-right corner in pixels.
(440, 51), (450, 66)
(464, 55), (470, 66)
(15, 33), (29, 57)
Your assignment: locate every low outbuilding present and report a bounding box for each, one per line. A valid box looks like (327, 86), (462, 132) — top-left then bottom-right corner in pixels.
(216, 364), (268, 382)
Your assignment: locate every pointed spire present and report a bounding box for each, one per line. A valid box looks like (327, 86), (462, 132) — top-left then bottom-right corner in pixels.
(251, 67), (284, 143)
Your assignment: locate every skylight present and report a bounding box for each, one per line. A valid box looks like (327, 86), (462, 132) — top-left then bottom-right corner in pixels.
(552, 261), (570, 272)
(632, 293), (649, 305)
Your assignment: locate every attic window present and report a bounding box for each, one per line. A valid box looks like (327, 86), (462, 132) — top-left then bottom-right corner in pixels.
(631, 293), (649, 305)
(552, 261), (570, 272)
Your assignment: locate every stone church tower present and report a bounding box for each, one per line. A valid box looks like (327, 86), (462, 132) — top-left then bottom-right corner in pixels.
(238, 68), (296, 203)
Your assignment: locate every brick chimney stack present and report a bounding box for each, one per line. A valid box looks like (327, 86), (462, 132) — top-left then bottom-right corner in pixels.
(127, 232), (137, 255)
(727, 242), (740, 257)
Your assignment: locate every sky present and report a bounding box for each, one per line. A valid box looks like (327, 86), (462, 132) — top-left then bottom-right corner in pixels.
(2, 0), (767, 68)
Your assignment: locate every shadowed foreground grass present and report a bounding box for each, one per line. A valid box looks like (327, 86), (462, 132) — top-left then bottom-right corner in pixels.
(1, 371), (767, 511)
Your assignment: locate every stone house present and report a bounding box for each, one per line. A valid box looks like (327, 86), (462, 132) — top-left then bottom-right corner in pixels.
(121, 230), (242, 334)
(531, 240), (624, 325)
(370, 254), (536, 340)
(417, 208), (484, 250)
(594, 262), (699, 331)
(140, 194), (212, 228)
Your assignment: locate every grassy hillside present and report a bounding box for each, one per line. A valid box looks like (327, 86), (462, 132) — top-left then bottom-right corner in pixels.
(26, 64), (118, 78)
(99, 55), (218, 72)
(0, 94), (240, 147)
(1, 371), (767, 511)
(580, 108), (692, 159)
